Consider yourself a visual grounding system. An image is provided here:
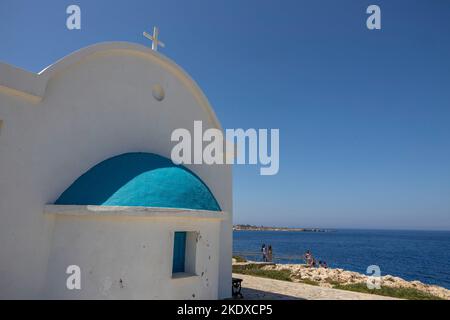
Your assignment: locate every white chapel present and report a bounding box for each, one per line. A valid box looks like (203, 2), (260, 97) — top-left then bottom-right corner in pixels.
(0, 41), (232, 299)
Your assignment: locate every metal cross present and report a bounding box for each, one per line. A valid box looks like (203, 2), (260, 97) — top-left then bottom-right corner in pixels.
(143, 26), (165, 51)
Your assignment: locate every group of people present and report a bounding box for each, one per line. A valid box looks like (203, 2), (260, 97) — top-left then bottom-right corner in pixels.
(258, 246), (327, 267)
(303, 250), (328, 268)
(261, 244), (273, 262)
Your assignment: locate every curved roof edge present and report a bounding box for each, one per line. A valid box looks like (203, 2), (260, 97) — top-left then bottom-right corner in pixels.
(0, 42), (222, 130)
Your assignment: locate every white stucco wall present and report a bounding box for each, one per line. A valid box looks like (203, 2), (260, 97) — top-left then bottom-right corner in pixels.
(44, 209), (224, 299)
(0, 42), (232, 299)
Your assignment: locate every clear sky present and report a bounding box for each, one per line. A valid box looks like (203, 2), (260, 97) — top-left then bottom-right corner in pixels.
(1, 0), (449, 230)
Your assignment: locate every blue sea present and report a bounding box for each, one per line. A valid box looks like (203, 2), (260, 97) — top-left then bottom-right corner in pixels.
(233, 229), (450, 289)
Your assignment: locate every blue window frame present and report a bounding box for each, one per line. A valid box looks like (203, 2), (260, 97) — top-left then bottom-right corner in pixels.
(172, 231), (186, 273)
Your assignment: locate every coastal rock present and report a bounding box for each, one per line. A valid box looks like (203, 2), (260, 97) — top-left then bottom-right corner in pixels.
(242, 262), (450, 300)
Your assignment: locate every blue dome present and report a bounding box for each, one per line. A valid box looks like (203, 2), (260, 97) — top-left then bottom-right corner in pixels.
(55, 153), (221, 211)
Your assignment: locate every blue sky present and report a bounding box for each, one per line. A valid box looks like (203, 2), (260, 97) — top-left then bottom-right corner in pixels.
(1, 0), (449, 230)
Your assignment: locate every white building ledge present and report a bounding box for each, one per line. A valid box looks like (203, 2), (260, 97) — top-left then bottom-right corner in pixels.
(171, 272), (199, 280)
(44, 205), (228, 220)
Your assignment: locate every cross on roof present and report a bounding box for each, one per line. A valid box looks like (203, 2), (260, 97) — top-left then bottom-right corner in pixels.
(143, 26), (165, 51)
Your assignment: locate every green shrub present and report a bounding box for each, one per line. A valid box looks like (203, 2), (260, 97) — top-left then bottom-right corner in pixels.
(298, 278), (320, 286)
(232, 264), (265, 271)
(233, 265), (292, 282)
(233, 255), (247, 263)
(333, 283), (444, 300)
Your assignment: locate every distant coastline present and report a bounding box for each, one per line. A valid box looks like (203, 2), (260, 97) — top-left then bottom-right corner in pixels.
(233, 224), (329, 232)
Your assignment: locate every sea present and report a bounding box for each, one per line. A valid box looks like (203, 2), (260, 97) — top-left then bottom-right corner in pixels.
(233, 229), (450, 289)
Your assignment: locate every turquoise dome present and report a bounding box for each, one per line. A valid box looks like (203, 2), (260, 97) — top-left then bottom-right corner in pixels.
(55, 153), (221, 211)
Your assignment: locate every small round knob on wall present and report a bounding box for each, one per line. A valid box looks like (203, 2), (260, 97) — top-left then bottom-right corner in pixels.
(152, 83), (165, 101)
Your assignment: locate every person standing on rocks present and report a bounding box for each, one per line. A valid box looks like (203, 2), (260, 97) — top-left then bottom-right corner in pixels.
(261, 244), (267, 262)
(267, 245), (273, 262)
(304, 250), (315, 267)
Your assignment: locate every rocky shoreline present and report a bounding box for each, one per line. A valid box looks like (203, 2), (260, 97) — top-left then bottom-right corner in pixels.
(233, 260), (450, 300)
